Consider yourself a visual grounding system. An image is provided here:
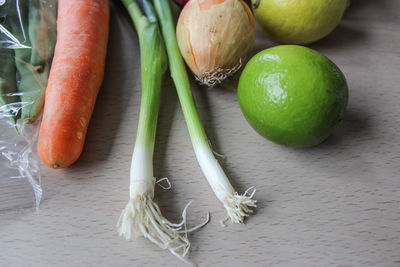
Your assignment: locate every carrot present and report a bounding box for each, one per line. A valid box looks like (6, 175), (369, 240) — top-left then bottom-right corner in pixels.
(37, 0), (110, 169)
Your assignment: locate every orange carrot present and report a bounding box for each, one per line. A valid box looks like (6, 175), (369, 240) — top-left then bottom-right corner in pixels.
(38, 0), (110, 169)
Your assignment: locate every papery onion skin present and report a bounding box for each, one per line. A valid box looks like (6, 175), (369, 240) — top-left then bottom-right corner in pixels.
(176, 0), (256, 86)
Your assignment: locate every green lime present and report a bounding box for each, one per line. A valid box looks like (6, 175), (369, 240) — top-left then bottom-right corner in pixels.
(237, 45), (348, 147)
(252, 0), (349, 44)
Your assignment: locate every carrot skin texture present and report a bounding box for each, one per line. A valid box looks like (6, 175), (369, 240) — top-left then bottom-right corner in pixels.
(38, 0), (110, 169)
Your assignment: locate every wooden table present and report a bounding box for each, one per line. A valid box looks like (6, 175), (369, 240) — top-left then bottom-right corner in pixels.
(1, 0), (400, 266)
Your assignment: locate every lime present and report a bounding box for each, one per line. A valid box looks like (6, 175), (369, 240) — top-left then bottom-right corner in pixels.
(252, 0), (348, 44)
(237, 45), (348, 147)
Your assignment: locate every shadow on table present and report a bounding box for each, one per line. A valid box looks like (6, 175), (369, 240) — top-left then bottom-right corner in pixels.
(310, 24), (367, 51)
(152, 77), (180, 215)
(344, 0), (396, 19)
(283, 105), (373, 178)
(320, 108), (371, 147)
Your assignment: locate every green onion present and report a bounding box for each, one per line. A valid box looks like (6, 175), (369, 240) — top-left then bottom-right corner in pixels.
(117, 0), (207, 262)
(154, 0), (256, 224)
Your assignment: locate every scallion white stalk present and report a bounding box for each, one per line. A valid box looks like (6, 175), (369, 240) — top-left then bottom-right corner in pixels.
(117, 0), (207, 262)
(154, 0), (256, 224)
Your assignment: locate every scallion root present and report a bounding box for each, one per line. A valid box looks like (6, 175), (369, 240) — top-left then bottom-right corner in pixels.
(222, 187), (257, 224)
(117, 196), (209, 263)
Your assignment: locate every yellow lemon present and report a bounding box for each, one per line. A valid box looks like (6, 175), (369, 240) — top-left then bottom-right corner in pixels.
(252, 0), (349, 44)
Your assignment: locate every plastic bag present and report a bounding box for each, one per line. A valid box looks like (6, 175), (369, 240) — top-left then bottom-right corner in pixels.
(0, 0), (57, 212)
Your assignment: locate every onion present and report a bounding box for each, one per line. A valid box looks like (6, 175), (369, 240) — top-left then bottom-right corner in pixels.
(176, 0), (256, 86)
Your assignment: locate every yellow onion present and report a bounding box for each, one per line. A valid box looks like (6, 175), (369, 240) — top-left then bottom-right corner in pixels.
(176, 0), (256, 86)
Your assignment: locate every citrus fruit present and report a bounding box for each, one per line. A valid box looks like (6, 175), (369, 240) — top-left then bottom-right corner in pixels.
(252, 0), (349, 44)
(237, 45), (348, 147)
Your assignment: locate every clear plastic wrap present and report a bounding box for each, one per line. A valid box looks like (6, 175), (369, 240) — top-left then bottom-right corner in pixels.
(0, 0), (56, 212)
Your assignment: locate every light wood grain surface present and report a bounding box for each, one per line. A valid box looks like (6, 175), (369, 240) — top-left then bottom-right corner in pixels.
(1, 0), (400, 266)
